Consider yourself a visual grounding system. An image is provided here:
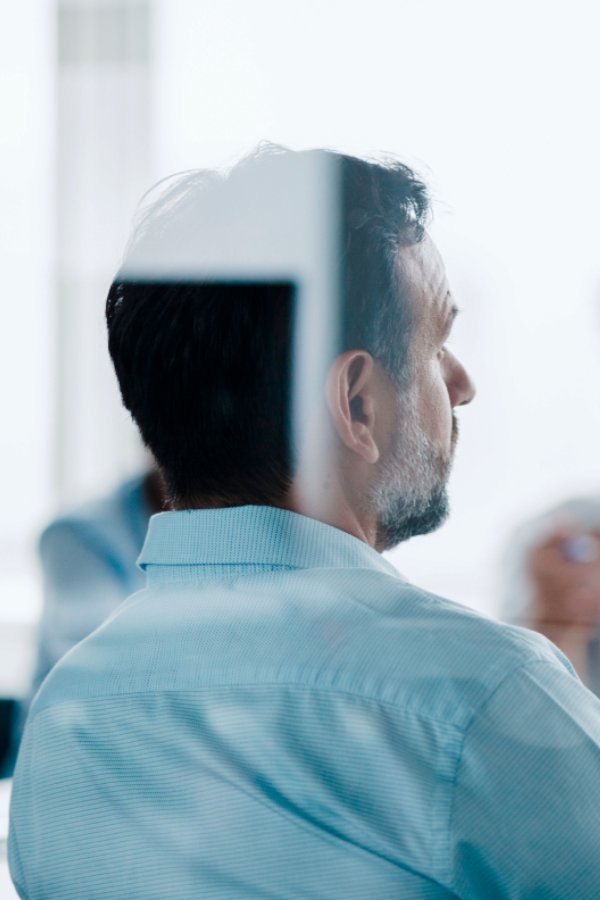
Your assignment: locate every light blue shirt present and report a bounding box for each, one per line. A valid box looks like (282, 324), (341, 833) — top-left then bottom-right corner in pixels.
(9, 507), (600, 898)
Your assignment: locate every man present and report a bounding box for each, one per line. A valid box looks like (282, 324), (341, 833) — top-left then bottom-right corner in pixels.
(9, 147), (600, 898)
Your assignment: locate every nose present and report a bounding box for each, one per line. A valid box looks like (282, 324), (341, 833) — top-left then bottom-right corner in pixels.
(447, 354), (476, 408)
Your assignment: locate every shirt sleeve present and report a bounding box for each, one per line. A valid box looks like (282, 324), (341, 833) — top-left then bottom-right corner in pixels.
(450, 658), (600, 898)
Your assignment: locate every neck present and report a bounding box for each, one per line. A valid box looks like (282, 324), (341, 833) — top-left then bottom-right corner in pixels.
(280, 467), (379, 551)
(164, 452), (380, 550)
(143, 470), (167, 515)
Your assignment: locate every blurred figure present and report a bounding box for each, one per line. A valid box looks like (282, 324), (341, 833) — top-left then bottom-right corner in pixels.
(502, 496), (600, 692)
(32, 468), (164, 696)
(2, 469), (164, 777)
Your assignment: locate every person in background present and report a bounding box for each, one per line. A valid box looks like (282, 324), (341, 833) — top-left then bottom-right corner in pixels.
(501, 495), (600, 693)
(10, 146), (600, 898)
(1, 469), (164, 777)
(31, 468), (164, 697)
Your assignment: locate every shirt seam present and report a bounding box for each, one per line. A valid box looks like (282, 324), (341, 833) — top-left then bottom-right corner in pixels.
(142, 562), (398, 574)
(29, 681), (467, 733)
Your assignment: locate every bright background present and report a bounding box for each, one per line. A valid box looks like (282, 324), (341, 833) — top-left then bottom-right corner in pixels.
(2, 0), (600, 699)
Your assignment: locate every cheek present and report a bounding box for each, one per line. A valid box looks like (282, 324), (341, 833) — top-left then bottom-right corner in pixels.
(421, 363), (452, 437)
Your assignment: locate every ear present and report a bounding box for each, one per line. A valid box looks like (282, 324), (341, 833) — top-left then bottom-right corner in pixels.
(325, 350), (380, 464)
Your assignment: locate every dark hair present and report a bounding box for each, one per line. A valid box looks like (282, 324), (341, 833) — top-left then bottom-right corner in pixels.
(106, 146), (429, 507)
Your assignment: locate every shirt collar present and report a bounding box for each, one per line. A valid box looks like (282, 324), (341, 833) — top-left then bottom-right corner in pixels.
(138, 505), (402, 580)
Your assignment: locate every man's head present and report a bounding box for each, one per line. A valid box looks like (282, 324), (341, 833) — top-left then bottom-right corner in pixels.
(369, 236), (473, 548)
(107, 145), (474, 549)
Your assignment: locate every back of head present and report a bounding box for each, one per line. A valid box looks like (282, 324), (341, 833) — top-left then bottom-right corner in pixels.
(106, 145), (429, 508)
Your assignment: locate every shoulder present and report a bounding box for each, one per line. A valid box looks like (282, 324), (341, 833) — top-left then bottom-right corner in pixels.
(31, 564), (577, 733)
(289, 568), (576, 727)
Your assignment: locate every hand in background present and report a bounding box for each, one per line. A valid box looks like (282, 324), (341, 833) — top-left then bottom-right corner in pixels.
(527, 526), (600, 682)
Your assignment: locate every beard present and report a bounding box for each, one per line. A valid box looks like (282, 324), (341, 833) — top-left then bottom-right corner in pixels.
(372, 403), (458, 552)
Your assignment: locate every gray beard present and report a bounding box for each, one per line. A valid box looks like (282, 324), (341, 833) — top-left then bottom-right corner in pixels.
(375, 481), (449, 550)
(372, 406), (457, 551)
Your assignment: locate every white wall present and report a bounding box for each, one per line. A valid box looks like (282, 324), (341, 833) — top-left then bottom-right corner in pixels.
(55, 0), (154, 504)
(0, 0), (155, 694)
(0, 1), (55, 646)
